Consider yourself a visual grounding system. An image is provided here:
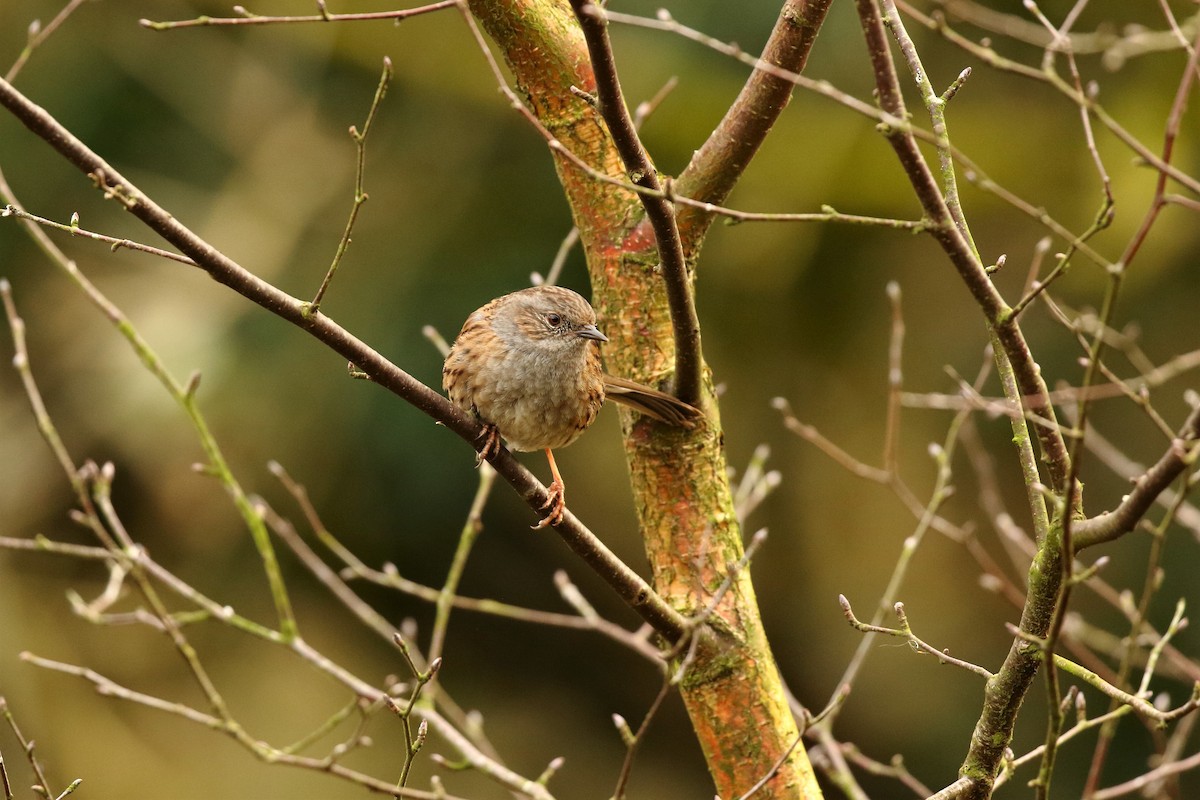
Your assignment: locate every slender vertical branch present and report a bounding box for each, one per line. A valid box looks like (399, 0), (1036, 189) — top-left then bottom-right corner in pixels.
(857, 0), (1073, 501)
(428, 465), (496, 668)
(880, 0), (978, 256)
(0, 697), (62, 798)
(567, 0), (702, 405)
(852, 2), (1082, 796)
(310, 56), (393, 312)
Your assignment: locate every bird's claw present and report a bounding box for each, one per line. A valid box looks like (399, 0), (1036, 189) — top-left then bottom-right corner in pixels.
(532, 479), (566, 529)
(475, 423), (501, 466)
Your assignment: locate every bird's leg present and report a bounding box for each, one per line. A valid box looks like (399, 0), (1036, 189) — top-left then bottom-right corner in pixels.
(533, 447), (566, 529)
(475, 422), (501, 466)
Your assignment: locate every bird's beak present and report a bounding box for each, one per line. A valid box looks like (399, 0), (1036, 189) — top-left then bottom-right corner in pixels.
(577, 324), (608, 343)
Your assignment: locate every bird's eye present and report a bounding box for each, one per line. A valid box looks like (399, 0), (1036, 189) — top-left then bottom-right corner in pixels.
(546, 313), (562, 327)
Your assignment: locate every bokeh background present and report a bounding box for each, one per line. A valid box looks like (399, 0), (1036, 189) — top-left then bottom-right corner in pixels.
(1, 0), (1198, 797)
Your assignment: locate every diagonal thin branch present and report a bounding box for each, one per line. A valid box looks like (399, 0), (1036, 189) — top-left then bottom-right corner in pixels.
(673, 0), (833, 245)
(5, 0), (91, 82)
(1073, 402), (1200, 549)
(0, 74), (688, 645)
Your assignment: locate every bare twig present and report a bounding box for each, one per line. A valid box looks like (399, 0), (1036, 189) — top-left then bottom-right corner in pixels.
(839, 596), (994, 679)
(837, 741), (931, 797)
(2, 206), (194, 263)
(1091, 748), (1200, 799)
(532, 226), (579, 287)
(429, 463), (495, 667)
(733, 732), (805, 800)
(0, 74), (689, 644)
(568, 0), (702, 405)
(880, 0), (977, 254)
(611, 678), (673, 799)
(0, 697), (75, 799)
(5, 0), (91, 82)
(17, 654), (478, 800)
(310, 56), (393, 312)
(882, 281), (904, 474)
(1074, 402), (1200, 549)
(141, 1), (457, 30)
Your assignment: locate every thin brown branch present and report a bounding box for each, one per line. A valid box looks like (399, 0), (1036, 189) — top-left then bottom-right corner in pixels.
(773, 397), (890, 483)
(832, 739), (932, 797)
(1117, 19), (1200, 269)
(1091, 748), (1200, 799)
(5, 0), (91, 82)
(611, 677), (673, 799)
(258, 500), (397, 643)
(1063, 412), (1200, 539)
(0, 74), (689, 645)
(857, 0), (1074, 499)
(839, 596), (994, 679)
(2, 206), (194, 264)
(0, 279), (104, 525)
(18, 653), (479, 800)
(0, 697), (63, 798)
(883, 281), (904, 474)
(1074, 402), (1200, 549)
(568, 0), (702, 405)
(310, 56), (393, 312)
(140, 1), (457, 30)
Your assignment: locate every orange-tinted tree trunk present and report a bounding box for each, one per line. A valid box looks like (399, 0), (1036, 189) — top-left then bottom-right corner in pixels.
(466, 2), (822, 797)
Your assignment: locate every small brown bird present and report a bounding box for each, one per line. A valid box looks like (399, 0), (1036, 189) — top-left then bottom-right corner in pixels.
(443, 285), (700, 528)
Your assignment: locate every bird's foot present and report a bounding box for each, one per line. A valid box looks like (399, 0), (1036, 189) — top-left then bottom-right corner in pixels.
(533, 479), (566, 529)
(474, 423), (501, 466)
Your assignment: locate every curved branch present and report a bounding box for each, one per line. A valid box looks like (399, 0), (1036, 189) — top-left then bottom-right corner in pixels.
(674, 0), (833, 246)
(1074, 403), (1200, 549)
(0, 75), (688, 645)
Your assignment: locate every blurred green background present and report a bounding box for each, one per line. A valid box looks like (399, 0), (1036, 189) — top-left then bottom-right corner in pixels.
(1, 0), (1198, 797)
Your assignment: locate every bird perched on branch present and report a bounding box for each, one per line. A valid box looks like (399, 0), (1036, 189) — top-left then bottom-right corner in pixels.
(443, 285), (700, 528)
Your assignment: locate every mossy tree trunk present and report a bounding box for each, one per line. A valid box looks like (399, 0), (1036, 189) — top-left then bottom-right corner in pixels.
(467, 1), (830, 797)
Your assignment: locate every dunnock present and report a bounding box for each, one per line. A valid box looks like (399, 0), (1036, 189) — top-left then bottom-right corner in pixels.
(443, 285), (700, 528)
